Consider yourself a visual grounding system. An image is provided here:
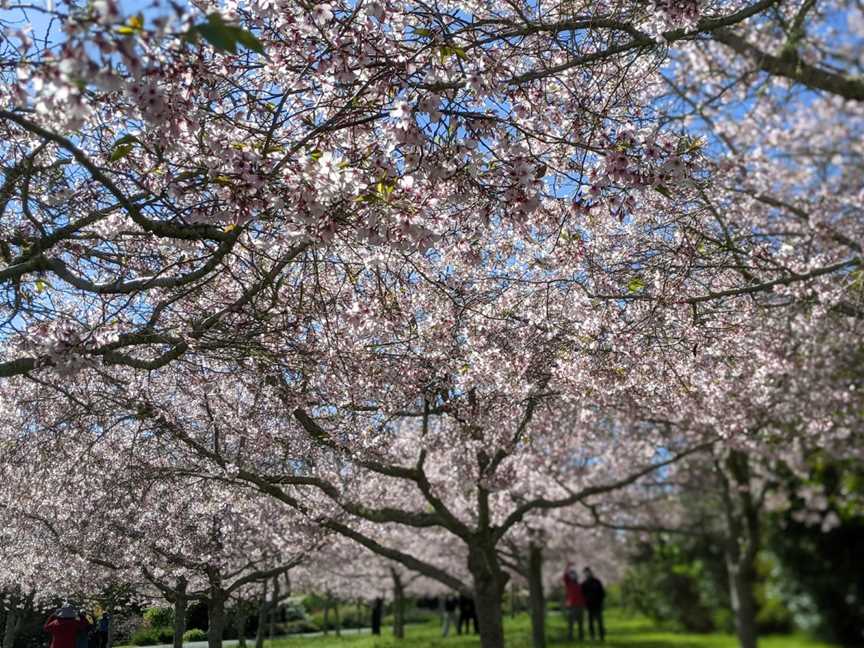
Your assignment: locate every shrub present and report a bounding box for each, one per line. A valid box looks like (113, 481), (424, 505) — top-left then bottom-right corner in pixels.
(130, 624), (177, 646)
(279, 620), (319, 635)
(300, 594), (326, 611)
(143, 608), (175, 629)
(282, 600), (307, 622)
(130, 628), (162, 646)
(308, 606), (367, 631)
(182, 629), (207, 642)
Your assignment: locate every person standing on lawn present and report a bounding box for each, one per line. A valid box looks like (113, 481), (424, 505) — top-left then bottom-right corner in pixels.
(563, 563), (586, 641)
(75, 611), (92, 648)
(45, 607), (89, 648)
(442, 594), (458, 637)
(370, 597), (384, 635)
(582, 567), (606, 641)
(457, 594), (478, 635)
(95, 613), (110, 648)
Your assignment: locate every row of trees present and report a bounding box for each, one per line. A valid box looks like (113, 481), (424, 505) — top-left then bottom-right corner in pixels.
(1, 1), (863, 647)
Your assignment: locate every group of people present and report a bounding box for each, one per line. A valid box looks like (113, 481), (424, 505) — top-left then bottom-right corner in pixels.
(441, 594), (478, 637)
(563, 565), (606, 642)
(45, 607), (110, 648)
(438, 566), (605, 642)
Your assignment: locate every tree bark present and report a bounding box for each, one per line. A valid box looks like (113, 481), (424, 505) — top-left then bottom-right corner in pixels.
(235, 603), (248, 648)
(2, 608), (21, 648)
(527, 542), (546, 648)
(391, 569), (406, 640)
(268, 577), (279, 644)
(719, 450), (761, 648)
(207, 591), (227, 648)
(254, 582), (267, 648)
(468, 543), (508, 648)
(727, 558), (758, 648)
(322, 599), (329, 637)
(172, 578), (187, 648)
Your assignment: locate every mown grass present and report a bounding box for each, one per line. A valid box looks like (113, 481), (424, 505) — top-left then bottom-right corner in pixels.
(266, 609), (837, 648)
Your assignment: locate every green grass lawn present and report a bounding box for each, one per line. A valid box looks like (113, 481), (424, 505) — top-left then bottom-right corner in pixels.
(267, 609), (837, 648)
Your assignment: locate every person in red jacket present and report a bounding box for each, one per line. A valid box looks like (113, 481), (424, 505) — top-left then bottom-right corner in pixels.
(45, 607), (89, 648)
(563, 563), (586, 641)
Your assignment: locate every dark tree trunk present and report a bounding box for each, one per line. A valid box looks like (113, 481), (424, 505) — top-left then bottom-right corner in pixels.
(268, 577), (279, 644)
(172, 578), (187, 648)
(322, 599), (329, 637)
(391, 569), (406, 640)
(334, 600), (341, 638)
(2, 608), (22, 648)
(720, 450), (761, 648)
(527, 542), (546, 648)
(207, 591), (226, 648)
(727, 557), (758, 648)
(254, 582), (268, 648)
(468, 543), (508, 648)
(235, 603), (249, 648)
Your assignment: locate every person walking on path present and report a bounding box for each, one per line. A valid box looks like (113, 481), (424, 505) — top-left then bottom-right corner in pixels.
(442, 595), (458, 637)
(581, 567), (606, 641)
(563, 563), (586, 641)
(45, 607), (89, 648)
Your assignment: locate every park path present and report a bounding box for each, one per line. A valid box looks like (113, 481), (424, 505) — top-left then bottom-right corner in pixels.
(130, 628), (371, 648)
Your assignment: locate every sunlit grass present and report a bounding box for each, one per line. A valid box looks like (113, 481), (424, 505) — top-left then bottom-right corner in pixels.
(266, 608), (837, 648)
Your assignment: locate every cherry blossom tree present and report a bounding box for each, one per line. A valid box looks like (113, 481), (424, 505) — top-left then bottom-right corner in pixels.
(17, 233), (720, 648)
(0, 377), (327, 648)
(3, 3), (864, 648)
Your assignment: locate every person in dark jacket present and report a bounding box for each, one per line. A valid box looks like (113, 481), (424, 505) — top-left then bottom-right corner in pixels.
(581, 567), (606, 641)
(95, 613), (110, 648)
(45, 608), (89, 648)
(75, 612), (92, 648)
(370, 597), (384, 635)
(457, 594), (477, 635)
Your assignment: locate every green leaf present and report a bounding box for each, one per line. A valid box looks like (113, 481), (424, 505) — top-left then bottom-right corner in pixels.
(196, 20), (237, 54)
(115, 14), (143, 35)
(232, 27), (264, 54)
(110, 144), (134, 162)
(173, 169), (203, 181)
(113, 134), (140, 147)
(654, 185), (672, 198)
(35, 278), (49, 294)
(627, 277), (646, 294)
(414, 28), (433, 37)
(191, 14), (264, 55)
(438, 45), (467, 61)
